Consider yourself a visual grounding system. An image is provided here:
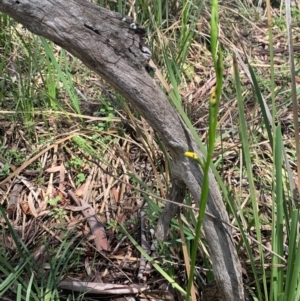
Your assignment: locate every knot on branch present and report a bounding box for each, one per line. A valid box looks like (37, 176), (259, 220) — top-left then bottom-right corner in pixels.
(120, 15), (153, 71)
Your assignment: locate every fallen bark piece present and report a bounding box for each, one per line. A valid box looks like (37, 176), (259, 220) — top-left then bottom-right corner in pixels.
(58, 281), (147, 294)
(69, 190), (110, 251)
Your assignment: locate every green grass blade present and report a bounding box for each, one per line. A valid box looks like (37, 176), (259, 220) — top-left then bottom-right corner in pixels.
(285, 209), (299, 300)
(26, 273), (35, 301)
(16, 283), (22, 301)
(288, 235), (300, 300)
(233, 53), (265, 300)
(271, 125), (284, 300)
(248, 64), (273, 146)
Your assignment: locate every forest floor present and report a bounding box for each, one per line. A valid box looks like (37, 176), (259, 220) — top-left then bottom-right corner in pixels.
(0, 1), (299, 301)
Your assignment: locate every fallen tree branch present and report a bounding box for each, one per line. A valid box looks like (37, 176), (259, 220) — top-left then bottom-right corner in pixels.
(0, 0), (244, 299)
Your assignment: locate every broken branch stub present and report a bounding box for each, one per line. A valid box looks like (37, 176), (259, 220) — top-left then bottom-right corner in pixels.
(0, 0), (244, 299)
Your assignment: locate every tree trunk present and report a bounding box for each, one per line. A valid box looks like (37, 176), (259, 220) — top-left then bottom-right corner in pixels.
(0, 0), (244, 300)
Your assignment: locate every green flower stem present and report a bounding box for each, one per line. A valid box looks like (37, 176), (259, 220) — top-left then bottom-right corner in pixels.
(185, 0), (223, 298)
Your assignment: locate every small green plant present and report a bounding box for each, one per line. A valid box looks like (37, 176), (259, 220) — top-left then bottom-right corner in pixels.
(66, 156), (83, 169)
(273, 15), (286, 31)
(4, 148), (26, 165)
(48, 207), (67, 221)
(291, 7), (300, 22)
(92, 122), (106, 131)
(99, 105), (114, 117)
(47, 195), (61, 206)
(47, 196), (67, 221)
(107, 219), (118, 232)
(0, 162), (10, 178)
(75, 172), (86, 186)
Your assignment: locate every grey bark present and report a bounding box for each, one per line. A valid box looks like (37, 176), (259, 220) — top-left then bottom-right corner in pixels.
(0, 0), (244, 300)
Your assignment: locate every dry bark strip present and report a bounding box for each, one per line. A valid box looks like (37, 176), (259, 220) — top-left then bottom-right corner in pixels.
(0, 0), (244, 300)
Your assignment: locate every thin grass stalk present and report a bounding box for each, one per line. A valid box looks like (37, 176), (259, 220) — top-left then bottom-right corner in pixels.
(16, 284), (22, 301)
(265, 0), (275, 118)
(271, 125), (285, 300)
(285, 209), (299, 299)
(26, 273), (35, 301)
(157, 0), (162, 26)
(285, 0), (300, 197)
(178, 216), (197, 301)
(233, 53), (264, 300)
(165, 0), (169, 28)
(266, 2), (279, 301)
(263, 6), (278, 294)
(117, 0), (123, 14)
(289, 228), (300, 300)
(248, 65), (273, 147)
(291, 216), (300, 300)
(178, 0), (192, 65)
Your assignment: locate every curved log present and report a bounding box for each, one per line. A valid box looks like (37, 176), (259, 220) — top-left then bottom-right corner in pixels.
(0, 0), (244, 299)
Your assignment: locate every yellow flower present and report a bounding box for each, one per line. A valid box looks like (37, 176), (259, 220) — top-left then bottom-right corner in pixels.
(184, 151), (199, 159)
(210, 86), (217, 105)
